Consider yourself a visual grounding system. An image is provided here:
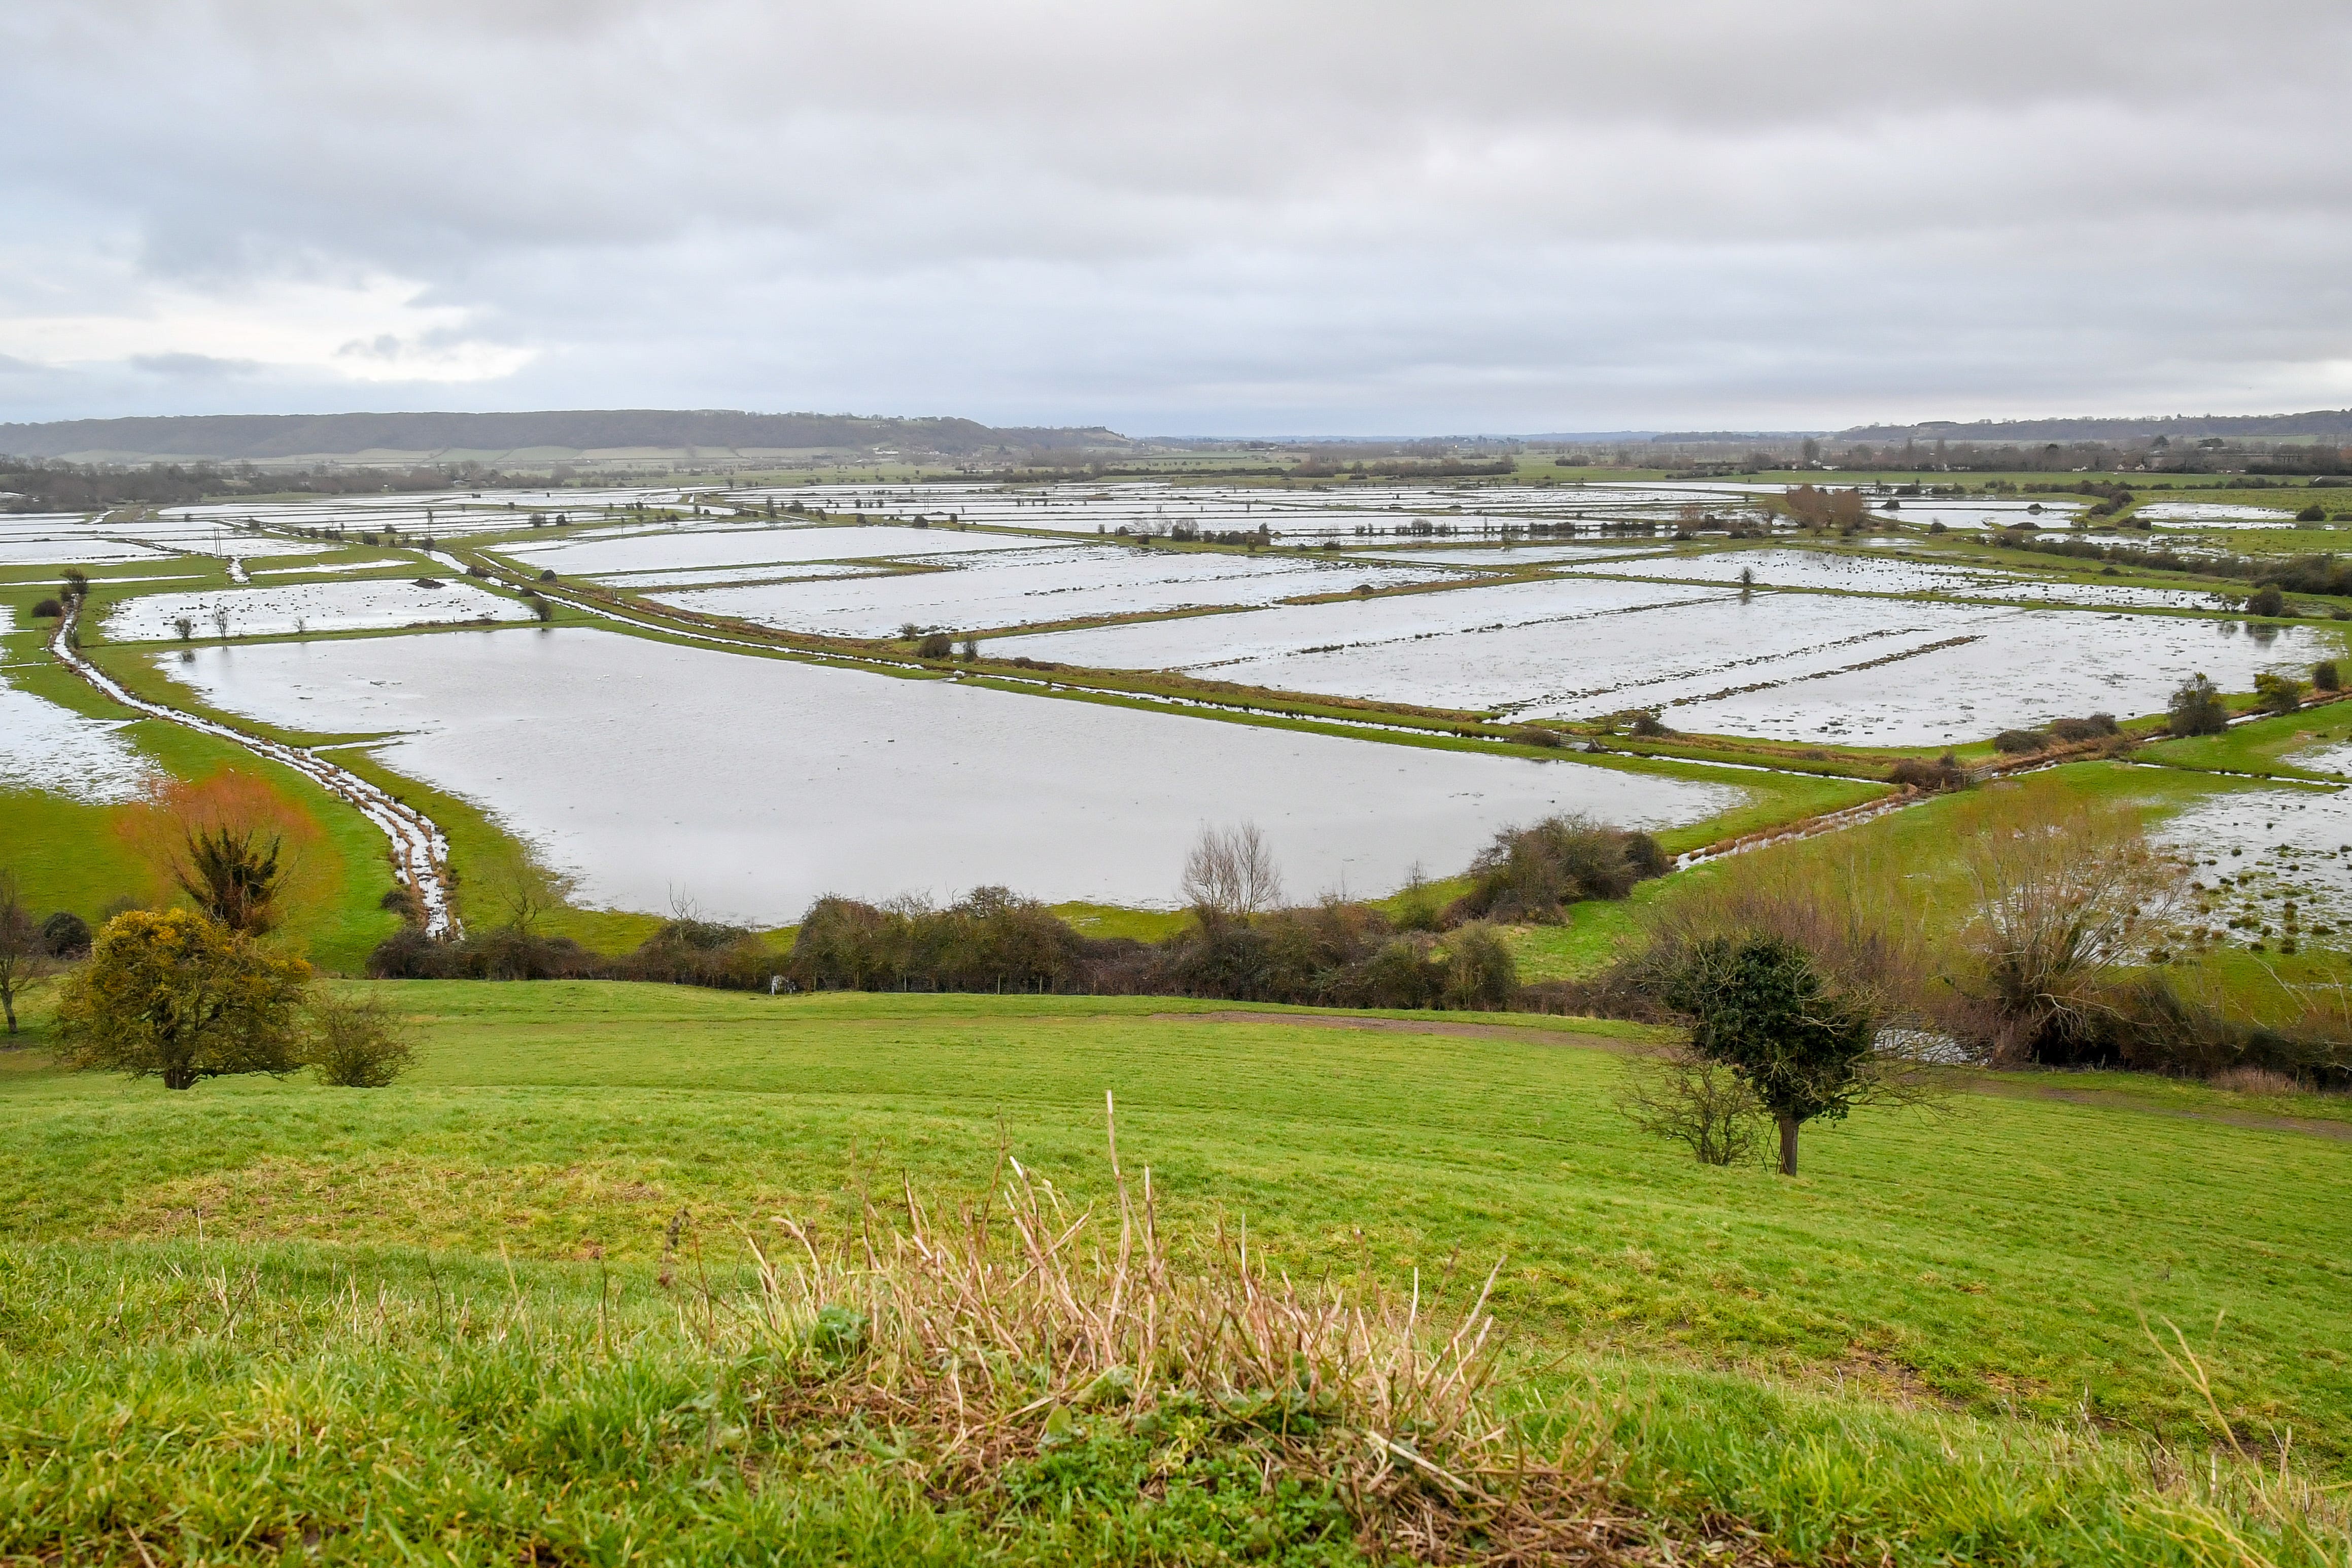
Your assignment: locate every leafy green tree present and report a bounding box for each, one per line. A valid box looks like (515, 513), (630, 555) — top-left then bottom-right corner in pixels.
(57, 909), (311, 1090)
(2166, 674), (2228, 737)
(2254, 671), (2305, 716)
(1653, 935), (1876, 1176)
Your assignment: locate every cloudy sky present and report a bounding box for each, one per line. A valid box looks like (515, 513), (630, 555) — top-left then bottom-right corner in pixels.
(5, 1), (2348, 435)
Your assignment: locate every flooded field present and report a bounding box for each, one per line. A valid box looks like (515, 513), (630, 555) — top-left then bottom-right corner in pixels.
(0, 659), (153, 803)
(101, 577), (534, 642)
(648, 543), (1468, 637)
(996, 578), (2338, 740)
(165, 628), (1740, 920)
(2158, 782), (2352, 942)
(503, 522), (1053, 578)
(1553, 547), (2221, 609)
(2136, 501), (2302, 527)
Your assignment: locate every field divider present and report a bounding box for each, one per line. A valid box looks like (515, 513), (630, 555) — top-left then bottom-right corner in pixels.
(46, 598), (460, 938)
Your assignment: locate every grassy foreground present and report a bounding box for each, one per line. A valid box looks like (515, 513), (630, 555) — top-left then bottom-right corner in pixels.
(4, 983), (2350, 1564)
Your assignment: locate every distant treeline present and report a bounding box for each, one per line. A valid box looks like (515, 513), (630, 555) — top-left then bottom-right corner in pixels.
(1989, 535), (2352, 600)
(369, 817), (1670, 1013)
(1, 458), (495, 512)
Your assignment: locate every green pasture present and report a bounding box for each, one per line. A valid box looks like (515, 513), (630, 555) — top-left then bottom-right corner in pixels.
(4, 984), (2350, 1563)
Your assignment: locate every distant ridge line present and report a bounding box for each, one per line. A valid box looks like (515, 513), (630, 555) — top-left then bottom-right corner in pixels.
(0, 408), (1129, 461)
(1835, 410), (2352, 443)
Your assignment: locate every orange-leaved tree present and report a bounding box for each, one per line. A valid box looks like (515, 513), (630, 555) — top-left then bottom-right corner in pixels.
(116, 769), (328, 936)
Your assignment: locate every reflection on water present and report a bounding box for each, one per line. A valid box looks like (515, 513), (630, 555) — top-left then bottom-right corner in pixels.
(170, 628), (1740, 923)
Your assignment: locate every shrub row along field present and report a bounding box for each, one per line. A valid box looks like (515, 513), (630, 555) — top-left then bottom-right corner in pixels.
(4, 984), (2350, 1563)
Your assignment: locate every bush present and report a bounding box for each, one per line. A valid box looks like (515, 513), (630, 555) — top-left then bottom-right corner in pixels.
(29, 598), (60, 618)
(38, 910), (91, 958)
(57, 910), (311, 1090)
(2167, 674), (2229, 736)
(1448, 816), (1667, 924)
(2254, 670), (2305, 716)
(2048, 713), (2119, 743)
(2246, 583), (2286, 617)
(2314, 659), (2342, 692)
(1888, 754), (1967, 792)
(1628, 709), (1670, 737)
(1440, 923), (1516, 1010)
(306, 992), (417, 1087)
(1992, 729), (2051, 755)
(2297, 503), (2326, 522)
(1614, 1047), (1766, 1165)
(915, 632), (955, 659)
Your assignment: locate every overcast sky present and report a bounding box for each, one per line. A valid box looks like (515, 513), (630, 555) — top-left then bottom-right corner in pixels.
(5, 1), (2348, 435)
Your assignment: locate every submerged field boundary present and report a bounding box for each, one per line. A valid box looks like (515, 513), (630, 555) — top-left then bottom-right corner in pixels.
(43, 600), (461, 937)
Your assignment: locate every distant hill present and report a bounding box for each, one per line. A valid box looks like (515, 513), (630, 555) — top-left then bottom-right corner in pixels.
(1837, 410), (2352, 444)
(0, 409), (1132, 462)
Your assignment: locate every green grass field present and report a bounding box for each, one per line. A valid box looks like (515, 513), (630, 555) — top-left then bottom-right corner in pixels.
(4, 983), (2350, 1563)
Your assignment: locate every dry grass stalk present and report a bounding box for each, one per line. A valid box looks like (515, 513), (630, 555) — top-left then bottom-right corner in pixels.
(731, 1093), (1758, 1564)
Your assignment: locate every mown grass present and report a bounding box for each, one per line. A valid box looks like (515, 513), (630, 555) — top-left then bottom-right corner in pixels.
(6, 985), (2351, 1461)
(4, 983), (2351, 1562)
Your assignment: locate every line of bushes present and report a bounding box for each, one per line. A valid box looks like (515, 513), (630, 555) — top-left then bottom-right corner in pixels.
(367, 817), (1670, 1011)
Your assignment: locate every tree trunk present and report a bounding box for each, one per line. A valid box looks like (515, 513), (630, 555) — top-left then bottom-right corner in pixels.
(1776, 1113), (1800, 1176)
(164, 1065), (197, 1091)
(1, 984), (14, 1034)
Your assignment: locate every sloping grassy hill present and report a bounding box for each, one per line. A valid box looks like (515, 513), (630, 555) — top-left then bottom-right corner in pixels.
(4, 985), (2349, 1564)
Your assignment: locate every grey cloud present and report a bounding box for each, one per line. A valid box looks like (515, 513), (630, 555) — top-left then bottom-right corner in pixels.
(131, 352), (260, 377)
(5, 0), (2350, 429)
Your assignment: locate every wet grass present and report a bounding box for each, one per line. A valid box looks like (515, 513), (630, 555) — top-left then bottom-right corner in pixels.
(4, 983), (2351, 1562)
(2138, 702), (2352, 781)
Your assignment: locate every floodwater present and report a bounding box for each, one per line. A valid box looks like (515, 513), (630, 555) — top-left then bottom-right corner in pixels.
(0, 659), (154, 802)
(503, 522), (1054, 577)
(2158, 783), (2352, 938)
(166, 628), (1741, 921)
(1552, 547), (2220, 609)
(102, 577), (534, 642)
(649, 544), (1465, 637)
(2136, 501), (2302, 527)
(995, 577), (2342, 741)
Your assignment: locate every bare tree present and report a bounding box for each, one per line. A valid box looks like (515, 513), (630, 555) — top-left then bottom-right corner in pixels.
(1948, 800), (2183, 1062)
(0, 872), (57, 1035)
(1615, 1046), (1767, 1166)
(1180, 822), (1285, 919)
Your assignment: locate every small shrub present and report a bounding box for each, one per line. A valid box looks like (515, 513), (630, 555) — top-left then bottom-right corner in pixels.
(29, 598), (61, 619)
(1992, 728), (2052, 755)
(915, 631), (955, 659)
(1448, 815), (1666, 924)
(2254, 670), (2304, 716)
(2297, 503), (2326, 522)
(1888, 754), (1966, 791)
(2201, 1067), (2295, 1091)
(1509, 724), (1564, 749)
(306, 992), (417, 1087)
(2246, 583), (2286, 617)
(1628, 709), (1670, 737)
(2048, 713), (2119, 743)
(2314, 659), (2342, 692)
(2168, 674), (2229, 736)
(537, 568), (557, 582)
(1615, 1046), (1766, 1166)
(38, 910), (92, 958)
